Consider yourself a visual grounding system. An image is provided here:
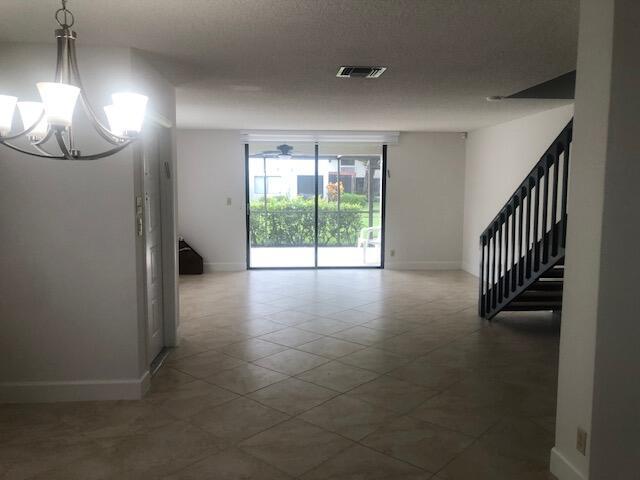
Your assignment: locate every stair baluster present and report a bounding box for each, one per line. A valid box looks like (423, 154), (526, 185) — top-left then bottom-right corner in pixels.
(478, 119), (573, 319)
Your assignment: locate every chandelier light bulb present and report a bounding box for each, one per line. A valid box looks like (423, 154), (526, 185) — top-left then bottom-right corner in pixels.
(17, 102), (49, 140)
(103, 104), (126, 137)
(0, 95), (18, 136)
(36, 82), (80, 127)
(111, 93), (149, 135)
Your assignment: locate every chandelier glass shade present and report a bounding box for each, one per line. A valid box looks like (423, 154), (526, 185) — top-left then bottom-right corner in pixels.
(0, 0), (149, 160)
(17, 102), (49, 140)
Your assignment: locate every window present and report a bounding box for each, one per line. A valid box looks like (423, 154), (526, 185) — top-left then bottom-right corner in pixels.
(254, 176), (285, 195)
(342, 175), (354, 193)
(297, 175), (323, 197)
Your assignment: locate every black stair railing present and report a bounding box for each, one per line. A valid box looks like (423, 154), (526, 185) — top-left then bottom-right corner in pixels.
(479, 120), (573, 319)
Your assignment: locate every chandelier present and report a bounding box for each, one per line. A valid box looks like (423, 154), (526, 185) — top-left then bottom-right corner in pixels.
(0, 0), (148, 160)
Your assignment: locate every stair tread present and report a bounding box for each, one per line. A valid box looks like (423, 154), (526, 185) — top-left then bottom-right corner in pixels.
(530, 280), (564, 291)
(540, 268), (564, 279)
(518, 290), (563, 299)
(503, 300), (563, 311)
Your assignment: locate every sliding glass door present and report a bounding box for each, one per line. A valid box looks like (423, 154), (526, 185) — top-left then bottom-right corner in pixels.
(317, 143), (384, 267)
(247, 142), (316, 268)
(246, 142), (385, 269)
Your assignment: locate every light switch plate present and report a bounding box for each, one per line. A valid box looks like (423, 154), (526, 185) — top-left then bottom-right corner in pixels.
(576, 427), (587, 455)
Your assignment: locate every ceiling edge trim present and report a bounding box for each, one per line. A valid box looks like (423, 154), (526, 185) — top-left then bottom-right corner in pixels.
(240, 130), (400, 144)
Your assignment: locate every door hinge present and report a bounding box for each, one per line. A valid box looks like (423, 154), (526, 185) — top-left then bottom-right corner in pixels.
(136, 195), (144, 236)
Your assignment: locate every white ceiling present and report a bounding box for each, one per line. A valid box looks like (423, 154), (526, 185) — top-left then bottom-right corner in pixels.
(0, 0), (578, 132)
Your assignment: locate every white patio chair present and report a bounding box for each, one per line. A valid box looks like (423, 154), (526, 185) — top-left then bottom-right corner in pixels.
(357, 226), (381, 264)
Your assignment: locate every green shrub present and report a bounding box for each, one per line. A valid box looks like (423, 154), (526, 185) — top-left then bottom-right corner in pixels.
(340, 193), (368, 207)
(250, 196), (364, 247)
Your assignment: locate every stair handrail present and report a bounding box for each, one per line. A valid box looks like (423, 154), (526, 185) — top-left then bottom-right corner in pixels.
(478, 119), (573, 318)
(480, 120), (573, 240)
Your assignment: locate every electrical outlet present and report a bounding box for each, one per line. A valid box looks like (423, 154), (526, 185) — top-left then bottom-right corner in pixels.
(576, 427), (587, 455)
(390, 249), (395, 257)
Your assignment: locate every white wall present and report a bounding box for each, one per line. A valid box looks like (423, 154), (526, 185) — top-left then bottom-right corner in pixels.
(552, 0), (640, 478)
(589, 0), (640, 476)
(177, 131), (466, 270)
(178, 130), (247, 271)
(551, 0), (611, 476)
(0, 43), (175, 401)
(386, 133), (465, 270)
(461, 105), (574, 275)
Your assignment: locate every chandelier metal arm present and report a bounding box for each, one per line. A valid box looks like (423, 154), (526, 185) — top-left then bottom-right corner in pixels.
(55, 31), (70, 83)
(53, 126), (133, 160)
(54, 128), (74, 159)
(0, 139), (65, 159)
(34, 127), (54, 146)
(67, 41), (129, 145)
(72, 141), (133, 160)
(32, 143), (58, 157)
(31, 129), (57, 156)
(0, 110), (46, 141)
(0, 130), (132, 160)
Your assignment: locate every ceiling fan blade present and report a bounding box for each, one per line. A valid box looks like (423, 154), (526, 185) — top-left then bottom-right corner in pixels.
(507, 70), (576, 99)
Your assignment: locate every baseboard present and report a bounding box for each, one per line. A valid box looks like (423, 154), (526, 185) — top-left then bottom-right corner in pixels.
(550, 447), (586, 480)
(204, 260), (461, 272)
(203, 262), (246, 272)
(461, 261), (479, 277)
(0, 371), (150, 403)
(385, 261), (461, 270)
(204, 260), (464, 272)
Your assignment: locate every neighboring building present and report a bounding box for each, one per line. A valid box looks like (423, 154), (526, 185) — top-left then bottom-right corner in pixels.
(248, 154), (381, 201)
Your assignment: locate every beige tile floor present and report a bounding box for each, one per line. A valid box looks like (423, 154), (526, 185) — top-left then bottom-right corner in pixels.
(0, 269), (560, 479)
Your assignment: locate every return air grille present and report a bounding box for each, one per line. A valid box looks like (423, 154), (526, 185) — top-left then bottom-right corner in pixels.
(337, 66), (387, 78)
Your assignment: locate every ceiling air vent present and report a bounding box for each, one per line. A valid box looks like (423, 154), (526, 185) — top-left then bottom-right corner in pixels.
(337, 66), (387, 78)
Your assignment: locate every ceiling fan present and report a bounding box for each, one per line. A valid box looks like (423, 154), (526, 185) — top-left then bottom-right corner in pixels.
(258, 144), (294, 159)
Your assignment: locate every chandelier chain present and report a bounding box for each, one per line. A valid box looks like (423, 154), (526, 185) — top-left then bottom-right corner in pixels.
(55, 0), (75, 29)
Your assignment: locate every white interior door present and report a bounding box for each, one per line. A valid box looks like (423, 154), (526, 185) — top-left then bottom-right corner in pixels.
(144, 127), (164, 362)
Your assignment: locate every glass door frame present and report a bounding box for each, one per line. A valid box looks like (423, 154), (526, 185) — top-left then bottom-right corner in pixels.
(245, 143), (387, 270)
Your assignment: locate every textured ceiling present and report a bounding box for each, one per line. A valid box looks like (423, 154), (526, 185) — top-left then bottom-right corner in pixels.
(0, 0), (578, 131)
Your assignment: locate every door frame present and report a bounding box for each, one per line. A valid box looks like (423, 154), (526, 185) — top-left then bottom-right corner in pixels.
(135, 120), (178, 369)
(245, 143), (387, 270)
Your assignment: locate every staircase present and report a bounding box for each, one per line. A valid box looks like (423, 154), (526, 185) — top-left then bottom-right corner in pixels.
(479, 120), (573, 319)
